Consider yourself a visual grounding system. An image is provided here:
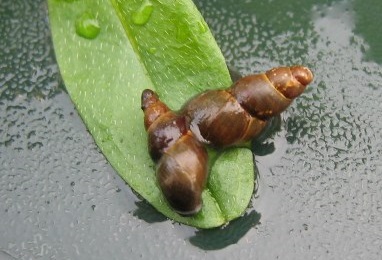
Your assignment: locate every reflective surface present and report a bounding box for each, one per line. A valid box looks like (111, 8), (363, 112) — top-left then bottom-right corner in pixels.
(1, 0), (382, 259)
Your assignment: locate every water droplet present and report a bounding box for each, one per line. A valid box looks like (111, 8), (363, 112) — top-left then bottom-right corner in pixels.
(197, 20), (208, 33)
(176, 22), (189, 42)
(75, 12), (101, 39)
(132, 0), (154, 26)
(303, 223), (308, 231)
(148, 47), (157, 54)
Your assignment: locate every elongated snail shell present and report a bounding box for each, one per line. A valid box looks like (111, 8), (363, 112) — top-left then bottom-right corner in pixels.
(182, 66), (313, 147)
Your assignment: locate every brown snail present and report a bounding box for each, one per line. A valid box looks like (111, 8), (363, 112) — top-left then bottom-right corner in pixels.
(182, 66), (313, 147)
(141, 66), (313, 215)
(141, 89), (208, 215)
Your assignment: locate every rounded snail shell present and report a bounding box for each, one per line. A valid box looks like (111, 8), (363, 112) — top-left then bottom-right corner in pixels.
(141, 89), (208, 215)
(156, 132), (208, 215)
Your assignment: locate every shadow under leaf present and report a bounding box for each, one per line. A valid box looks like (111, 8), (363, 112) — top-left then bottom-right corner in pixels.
(189, 210), (261, 250)
(252, 115), (281, 156)
(133, 200), (168, 223)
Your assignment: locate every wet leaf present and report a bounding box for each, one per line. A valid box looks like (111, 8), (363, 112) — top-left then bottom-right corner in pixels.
(48, 0), (256, 228)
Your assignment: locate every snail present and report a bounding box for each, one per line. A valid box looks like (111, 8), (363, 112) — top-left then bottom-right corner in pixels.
(141, 89), (208, 215)
(182, 66), (313, 146)
(141, 66), (313, 215)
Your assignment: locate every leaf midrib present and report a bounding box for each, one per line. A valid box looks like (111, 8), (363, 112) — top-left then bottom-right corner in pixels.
(109, 0), (154, 88)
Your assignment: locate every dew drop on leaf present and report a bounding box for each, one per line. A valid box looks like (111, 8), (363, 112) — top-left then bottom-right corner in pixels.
(148, 47), (157, 54)
(176, 22), (189, 42)
(132, 0), (154, 26)
(197, 20), (208, 33)
(75, 12), (101, 39)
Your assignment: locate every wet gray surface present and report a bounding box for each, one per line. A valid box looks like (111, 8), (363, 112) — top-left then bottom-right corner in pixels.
(1, 0), (382, 259)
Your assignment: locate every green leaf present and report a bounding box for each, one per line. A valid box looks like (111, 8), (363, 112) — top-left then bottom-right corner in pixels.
(48, 0), (257, 228)
(208, 148), (255, 221)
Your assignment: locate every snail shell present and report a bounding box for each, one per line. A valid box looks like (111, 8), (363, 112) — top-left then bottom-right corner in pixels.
(156, 131), (208, 215)
(182, 66), (313, 146)
(141, 89), (208, 215)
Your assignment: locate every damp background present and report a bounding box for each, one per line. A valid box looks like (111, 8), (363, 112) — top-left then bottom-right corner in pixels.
(1, 0), (382, 259)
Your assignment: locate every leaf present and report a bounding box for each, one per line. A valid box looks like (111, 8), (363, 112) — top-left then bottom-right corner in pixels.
(48, 0), (257, 228)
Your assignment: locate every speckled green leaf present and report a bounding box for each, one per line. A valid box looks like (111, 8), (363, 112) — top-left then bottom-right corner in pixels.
(48, 0), (256, 228)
